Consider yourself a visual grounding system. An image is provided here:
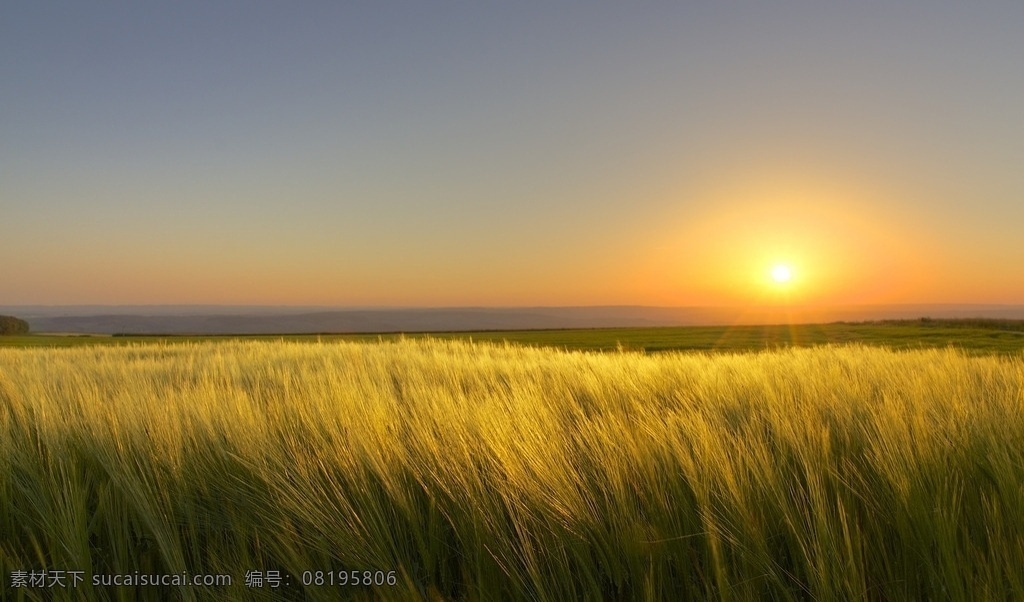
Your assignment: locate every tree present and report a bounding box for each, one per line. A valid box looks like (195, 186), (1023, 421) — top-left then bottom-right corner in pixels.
(0, 315), (30, 335)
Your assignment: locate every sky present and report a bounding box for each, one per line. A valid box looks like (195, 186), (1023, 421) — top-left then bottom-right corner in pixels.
(3, 2), (1023, 308)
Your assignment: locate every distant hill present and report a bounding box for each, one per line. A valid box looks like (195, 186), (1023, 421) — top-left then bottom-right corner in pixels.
(3, 304), (1024, 335)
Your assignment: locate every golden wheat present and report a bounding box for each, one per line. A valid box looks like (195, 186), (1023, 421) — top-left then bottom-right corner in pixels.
(1, 339), (1023, 600)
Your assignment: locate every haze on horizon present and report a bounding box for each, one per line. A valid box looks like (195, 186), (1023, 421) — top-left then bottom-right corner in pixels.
(3, 2), (1023, 309)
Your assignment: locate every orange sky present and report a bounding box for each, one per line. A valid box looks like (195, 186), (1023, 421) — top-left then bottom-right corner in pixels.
(3, 4), (1023, 308)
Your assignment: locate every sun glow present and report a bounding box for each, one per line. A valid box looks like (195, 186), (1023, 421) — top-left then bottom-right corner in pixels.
(771, 264), (793, 284)
(642, 167), (942, 308)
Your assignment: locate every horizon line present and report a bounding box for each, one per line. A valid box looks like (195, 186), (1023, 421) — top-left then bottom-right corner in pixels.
(6, 302), (1024, 310)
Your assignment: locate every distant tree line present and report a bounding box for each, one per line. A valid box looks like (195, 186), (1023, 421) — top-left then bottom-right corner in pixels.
(883, 317), (1024, 332)
(0, 315), (30, 335)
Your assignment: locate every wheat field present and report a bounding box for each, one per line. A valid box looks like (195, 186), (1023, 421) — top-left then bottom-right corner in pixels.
(2, 339), (1023, 600)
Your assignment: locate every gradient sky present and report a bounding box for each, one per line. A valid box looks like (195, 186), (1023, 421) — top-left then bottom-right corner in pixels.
(3, 2), (1023, 307)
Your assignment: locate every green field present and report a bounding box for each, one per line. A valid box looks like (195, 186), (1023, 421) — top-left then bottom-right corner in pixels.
(2, 336), (1023, 600)
(5, 318), (1024, 355)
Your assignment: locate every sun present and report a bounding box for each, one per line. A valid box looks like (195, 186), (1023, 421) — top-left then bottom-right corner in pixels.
(771, 264), (793, 283)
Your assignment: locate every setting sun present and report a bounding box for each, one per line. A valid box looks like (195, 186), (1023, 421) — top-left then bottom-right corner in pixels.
(771, 264), (793, 284)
